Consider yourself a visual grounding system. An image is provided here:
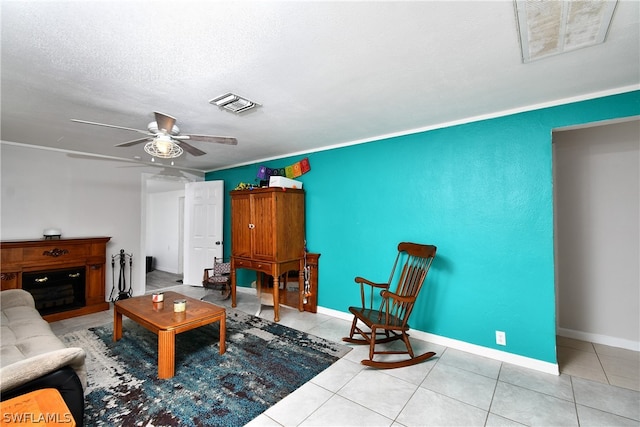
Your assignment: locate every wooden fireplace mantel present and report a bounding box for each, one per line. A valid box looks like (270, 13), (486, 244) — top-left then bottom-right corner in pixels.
(0, 237), (111, 322)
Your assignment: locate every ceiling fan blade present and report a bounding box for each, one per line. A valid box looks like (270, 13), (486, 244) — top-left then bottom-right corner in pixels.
(177, 140), (206, 156)
(184, 134), (238, 145)
(114, 137), (152, 147)
(154, 112), (177, 134)
(70, 119), (149, 135)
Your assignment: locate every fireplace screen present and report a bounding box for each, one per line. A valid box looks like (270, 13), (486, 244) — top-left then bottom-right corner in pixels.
(22, 267), (86, 315)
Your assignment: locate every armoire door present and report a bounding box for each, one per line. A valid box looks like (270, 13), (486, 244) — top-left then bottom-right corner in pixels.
(251, 191), (276, 260)
(230, 192), (252, 258)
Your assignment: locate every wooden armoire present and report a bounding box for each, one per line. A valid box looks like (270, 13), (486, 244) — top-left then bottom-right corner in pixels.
(229, 187), (305, 322)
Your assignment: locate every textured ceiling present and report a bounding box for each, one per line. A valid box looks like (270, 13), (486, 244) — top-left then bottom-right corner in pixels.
(1, 1), (639, 173)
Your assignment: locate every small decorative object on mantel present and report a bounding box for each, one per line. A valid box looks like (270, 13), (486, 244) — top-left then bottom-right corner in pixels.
(43, 228), (62, 239)
(110, 249), (133, 301)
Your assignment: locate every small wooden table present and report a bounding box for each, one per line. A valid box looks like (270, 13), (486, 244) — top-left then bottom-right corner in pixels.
(113, 291), (226, 379)
(232, 258), (304, 322)
(0, 388), (75, 426)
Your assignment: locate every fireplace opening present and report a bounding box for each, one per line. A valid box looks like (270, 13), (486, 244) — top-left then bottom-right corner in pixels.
(22, 267), (86, 316)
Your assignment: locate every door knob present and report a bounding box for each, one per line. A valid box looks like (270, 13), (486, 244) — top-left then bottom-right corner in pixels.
(248, 224), (255, 229)
(215, 241), (222, 245)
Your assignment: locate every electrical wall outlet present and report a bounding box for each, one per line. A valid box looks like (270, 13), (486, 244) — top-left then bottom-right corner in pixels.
(496, 331), (507, 346)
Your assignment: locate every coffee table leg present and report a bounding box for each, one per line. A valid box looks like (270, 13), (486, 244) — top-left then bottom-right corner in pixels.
(158, 329), (176, 379)
(113, 308), (122, 342)
(219, 315), (226, 354)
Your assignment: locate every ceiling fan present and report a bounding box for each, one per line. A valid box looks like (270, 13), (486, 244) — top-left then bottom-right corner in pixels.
(71, 111), (237, 158)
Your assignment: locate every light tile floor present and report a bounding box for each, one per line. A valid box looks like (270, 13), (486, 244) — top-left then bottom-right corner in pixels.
(49, 280), (640, 427)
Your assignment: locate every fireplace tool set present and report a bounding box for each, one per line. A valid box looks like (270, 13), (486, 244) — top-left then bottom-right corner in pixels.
(110, 249), (133, 301)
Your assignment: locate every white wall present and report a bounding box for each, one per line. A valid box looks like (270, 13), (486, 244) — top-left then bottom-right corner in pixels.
(1, 143), (203, 298)
(554, 120), (640, 350)
(147, 189), (184, 274)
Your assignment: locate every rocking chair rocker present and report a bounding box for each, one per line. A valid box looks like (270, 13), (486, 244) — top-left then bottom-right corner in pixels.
(343, 242), (437, 369)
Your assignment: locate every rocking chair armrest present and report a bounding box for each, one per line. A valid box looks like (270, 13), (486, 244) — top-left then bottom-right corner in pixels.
(354, 277), (389, 289)
(355, 277), (390, 309)
(381, 290), (416, 304)
(202, 268), (214, 281)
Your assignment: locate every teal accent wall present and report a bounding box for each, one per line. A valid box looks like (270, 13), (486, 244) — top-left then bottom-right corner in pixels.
(207, 91), (639, 363)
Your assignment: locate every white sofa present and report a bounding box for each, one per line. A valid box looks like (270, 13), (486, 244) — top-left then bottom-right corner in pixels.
(1, 289), (86, 424)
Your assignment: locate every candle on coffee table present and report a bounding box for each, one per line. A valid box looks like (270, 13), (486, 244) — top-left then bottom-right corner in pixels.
(173, 299), (186, 312)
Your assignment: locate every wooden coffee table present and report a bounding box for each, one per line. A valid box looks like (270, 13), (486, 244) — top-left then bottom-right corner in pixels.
(113, 291), (226, 379)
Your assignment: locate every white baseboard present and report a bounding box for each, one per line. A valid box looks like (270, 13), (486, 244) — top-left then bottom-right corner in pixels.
(411, 330), (559, 375)
(318, 306), (559, 375)
(557, 327), (640, 352)
(317, 306), (352, 322)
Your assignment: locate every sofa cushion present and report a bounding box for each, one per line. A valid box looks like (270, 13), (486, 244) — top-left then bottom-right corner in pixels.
(0, 289), (86, 393)
(1, 347), (86, 393)
(1, 330), (69, 367)
(0, 289), (36, 310)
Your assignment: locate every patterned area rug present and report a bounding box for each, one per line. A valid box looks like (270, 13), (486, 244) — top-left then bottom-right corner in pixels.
(61, 309), (351, 426)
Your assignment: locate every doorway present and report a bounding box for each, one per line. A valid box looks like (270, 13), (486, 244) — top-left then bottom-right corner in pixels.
(143, 174), (191, 292)
(553, 119), (639, 384)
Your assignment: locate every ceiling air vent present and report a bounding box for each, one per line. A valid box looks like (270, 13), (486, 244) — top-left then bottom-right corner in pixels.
(514, 0), (617, 63)
(209, 93), (259, 114)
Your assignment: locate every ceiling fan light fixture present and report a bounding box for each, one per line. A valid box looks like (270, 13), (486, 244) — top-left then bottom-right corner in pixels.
(209, 92), (258, 114)
(144, 136), (184, 159)
(72, 111), (238, 157)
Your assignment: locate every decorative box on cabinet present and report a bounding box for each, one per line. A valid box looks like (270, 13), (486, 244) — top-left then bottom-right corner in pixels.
(0, 237), (111, 321)
(230, 187), (305, 322)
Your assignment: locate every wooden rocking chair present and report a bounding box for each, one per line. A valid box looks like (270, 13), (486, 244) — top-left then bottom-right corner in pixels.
(202, 257), (231, 301)
(343, 242), (437, 369)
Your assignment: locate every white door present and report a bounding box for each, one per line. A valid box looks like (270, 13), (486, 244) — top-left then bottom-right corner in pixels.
(183, 180), (224, 285)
